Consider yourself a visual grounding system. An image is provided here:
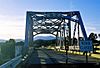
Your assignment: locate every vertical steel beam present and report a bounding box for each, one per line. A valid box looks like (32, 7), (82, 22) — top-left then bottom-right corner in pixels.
(77, 12), (87, 40)
(64, 23), (66, 50)
(60, 29), (62, 48)
(56, 31), (58, 46)
(68, 20), (71, 46)
(29, 17), (33, 44)
(61, 29), (63, 49)
(78, 22), (80, 46)
(25, 12), (29, 48)
(63, 22), (68, 63)
(25, 12), (33, 55)
(25, 12), (30, 55)
(73, 23), (77, 45)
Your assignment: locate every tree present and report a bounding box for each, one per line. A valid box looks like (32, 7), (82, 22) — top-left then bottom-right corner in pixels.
(8, 39), (16, 43)
(1, 39), (16, 62)
(29, 41), (34, 47)
(16, 41), (24, 46)
(7, 39), (16, 58)
(98, 34), (100, 38)
(88, 33), (98, 43)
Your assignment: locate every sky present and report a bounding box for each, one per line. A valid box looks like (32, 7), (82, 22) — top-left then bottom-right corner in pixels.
(0, 0), (100, 40)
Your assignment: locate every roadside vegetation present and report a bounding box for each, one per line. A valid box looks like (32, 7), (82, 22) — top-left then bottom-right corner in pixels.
(0, 39), (15, 65)
(0, 39), (24, 65)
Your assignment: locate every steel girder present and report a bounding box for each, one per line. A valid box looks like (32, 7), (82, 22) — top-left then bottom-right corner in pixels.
(25, 11), (87, 48)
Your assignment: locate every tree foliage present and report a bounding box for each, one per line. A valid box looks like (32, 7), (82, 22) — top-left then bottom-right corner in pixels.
(98, 34), (100, 38)
(88, 33), (98, 43)
(0, 39), (16, 64)
(89, 33), (97, 40)
(16, 41), (24, 46)
(33, 39), (56, 47)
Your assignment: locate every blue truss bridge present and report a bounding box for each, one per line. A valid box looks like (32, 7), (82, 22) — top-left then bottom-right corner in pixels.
(0, 11), (100, 68)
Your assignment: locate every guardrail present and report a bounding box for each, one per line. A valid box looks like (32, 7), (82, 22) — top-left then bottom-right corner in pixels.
(0, 55), (22, 68)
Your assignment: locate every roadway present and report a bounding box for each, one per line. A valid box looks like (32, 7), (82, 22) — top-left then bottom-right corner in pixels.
(18, 48), (99, 68)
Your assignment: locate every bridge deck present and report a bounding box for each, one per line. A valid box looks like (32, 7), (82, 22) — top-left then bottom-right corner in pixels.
(17, 48), (100, 68)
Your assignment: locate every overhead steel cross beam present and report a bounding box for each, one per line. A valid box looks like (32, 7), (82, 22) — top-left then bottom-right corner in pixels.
(25, 11), (88, 49)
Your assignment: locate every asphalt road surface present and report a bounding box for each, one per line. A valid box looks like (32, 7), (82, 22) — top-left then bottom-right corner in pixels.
(18, 48), (99, 68)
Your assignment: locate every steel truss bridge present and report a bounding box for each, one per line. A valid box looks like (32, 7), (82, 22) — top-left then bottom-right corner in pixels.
(1, 11), (100, 68)
(24, 11), (87, 53)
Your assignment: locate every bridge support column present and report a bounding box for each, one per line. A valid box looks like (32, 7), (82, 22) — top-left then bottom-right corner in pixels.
(25, 12), (33, 56)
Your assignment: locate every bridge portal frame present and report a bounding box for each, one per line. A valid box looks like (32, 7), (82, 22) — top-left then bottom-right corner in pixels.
(24, 11), (88, 57)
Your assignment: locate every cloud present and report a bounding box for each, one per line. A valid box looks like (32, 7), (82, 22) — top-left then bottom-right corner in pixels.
(86, 27), (96, 31)
(84, 21), (100, 35)
(0, 15), (25, 39)
(0, 15), (25, 22)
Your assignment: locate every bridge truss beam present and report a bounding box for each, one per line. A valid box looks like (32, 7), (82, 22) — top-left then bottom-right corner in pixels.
(25, 11), (88, 55)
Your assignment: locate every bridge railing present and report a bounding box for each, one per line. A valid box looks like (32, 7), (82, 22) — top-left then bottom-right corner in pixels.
(93, 43), (100, 54)
(0, 55), (22, 68)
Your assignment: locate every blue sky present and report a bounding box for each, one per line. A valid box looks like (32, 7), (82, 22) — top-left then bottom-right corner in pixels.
(0, 0), (100, 40)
